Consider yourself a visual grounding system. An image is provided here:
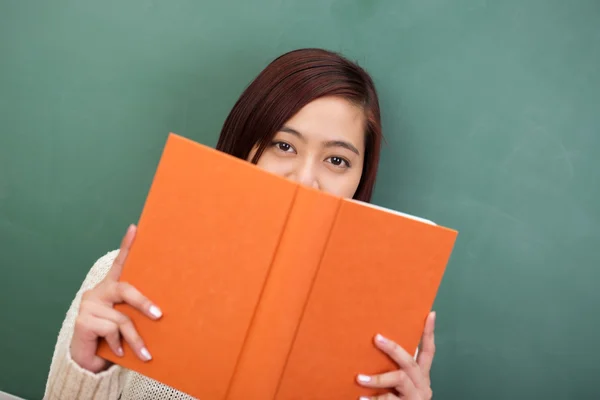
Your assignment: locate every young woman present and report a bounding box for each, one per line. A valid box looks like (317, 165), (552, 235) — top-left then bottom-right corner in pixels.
(44, 48), (436, 400)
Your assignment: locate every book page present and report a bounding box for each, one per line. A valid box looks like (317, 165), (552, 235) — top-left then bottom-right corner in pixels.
(346, 198), (436, 225)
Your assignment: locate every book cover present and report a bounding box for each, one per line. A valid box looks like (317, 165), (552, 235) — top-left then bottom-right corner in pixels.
(97, 132), (458, 399)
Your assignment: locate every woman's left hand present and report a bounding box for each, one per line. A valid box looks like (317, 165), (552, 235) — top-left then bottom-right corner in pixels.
(356, 311), (437, 400)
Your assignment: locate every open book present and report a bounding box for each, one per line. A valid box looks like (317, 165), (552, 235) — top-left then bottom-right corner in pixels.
(97, 132), (458, 399)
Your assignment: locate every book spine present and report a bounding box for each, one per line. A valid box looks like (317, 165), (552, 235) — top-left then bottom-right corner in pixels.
(225, 187), (340, 400)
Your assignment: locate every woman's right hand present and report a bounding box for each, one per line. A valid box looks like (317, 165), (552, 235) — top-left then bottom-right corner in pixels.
(70, 224), (163, 373)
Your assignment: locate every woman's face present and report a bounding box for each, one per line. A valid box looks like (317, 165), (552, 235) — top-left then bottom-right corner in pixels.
(248, 96), (366, 199)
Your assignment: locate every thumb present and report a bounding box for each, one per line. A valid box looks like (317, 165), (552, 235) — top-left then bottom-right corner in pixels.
(106, 224), (137, 281)
(416, 311), (436, 375)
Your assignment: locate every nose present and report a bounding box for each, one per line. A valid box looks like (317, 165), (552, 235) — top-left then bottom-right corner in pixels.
(288, 159), (320, 190)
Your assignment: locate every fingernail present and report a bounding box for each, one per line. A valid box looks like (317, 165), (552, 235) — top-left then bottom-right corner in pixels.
(359, 397), (371, 400)
(140, 347), (152, 361)
(357, 374), (371, 383)
(117, 347), (124, 357)
(375, 333), (389, 344)
(149, 305), (163, 319)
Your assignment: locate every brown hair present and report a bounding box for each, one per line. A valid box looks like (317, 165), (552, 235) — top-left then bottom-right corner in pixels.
(216, 48), (382, 202)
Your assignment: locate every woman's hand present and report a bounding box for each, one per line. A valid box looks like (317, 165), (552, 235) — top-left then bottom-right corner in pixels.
(70, 225), (163, 373)
(357, 312), (437, 400)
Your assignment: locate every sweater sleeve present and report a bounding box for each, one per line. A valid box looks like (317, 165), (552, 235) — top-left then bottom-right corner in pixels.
(44, 249), (129, 400)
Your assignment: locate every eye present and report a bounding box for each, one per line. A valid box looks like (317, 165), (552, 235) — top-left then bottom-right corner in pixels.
(272, 141), (296, 153)
(326, 156), (351, 168)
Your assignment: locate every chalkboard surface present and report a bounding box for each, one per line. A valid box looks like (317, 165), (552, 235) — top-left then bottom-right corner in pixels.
(1, 0), (599, 398)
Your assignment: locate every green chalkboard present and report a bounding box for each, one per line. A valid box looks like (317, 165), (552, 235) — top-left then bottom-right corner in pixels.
(1, 0), (599, 398)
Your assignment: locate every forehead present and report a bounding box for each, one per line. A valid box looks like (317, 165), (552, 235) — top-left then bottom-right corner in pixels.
(284, 96), (366, 148)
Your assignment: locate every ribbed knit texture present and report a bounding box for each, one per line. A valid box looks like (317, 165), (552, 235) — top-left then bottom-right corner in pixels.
(44, 250), (196, 399)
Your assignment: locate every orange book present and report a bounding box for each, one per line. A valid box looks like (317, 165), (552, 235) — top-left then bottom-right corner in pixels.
(97, 132), (458, 399)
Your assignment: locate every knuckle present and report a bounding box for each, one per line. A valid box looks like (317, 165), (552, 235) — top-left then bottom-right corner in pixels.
(141, 298), (152, 311)
(373, 374), (382, 386)
(74, 316), (88, 331)
(79, 298), (93, 312)
(409, 358), (419, 370)
(396, 371), (407, 385)
(120, 282), (150, 310)
(390, 342), (404, 359)
(105, 321), (119, 336)
(124, 327), (143, 348)
(117, 282), (135, 301)
(81, 289), (94, 301)
(99, 281), (117, 300)
(109, 322), (120, 334)
(74, 315), (96, 336)
(131, 335), (144, 349)
(387, 341), (401, 356)
(118, 281), (134, 296)
(117, 312), (131, 326)
(116, 281), (129, 295)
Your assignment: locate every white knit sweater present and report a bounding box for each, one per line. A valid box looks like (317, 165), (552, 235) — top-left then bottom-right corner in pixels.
(44, 250), (196, 400)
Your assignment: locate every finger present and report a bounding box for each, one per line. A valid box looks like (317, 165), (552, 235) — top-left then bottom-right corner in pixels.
(357, 370), (419, 395)
(416, 311), (436, 375)
(359, 393), (400, 400)
(116, 312), (153, 362)
(374, 334), (425, 389)
(98, 323), (123, 358)
(88, 300), (158, 339)
(82, 315), (123, 358)
(85, 302), (153, 362)
(86, 298), (158, 328)
(104, 328), (123, 357)
(106, 224), (137, 281)
(91, 316), (152, 361)
(103, 281), (163, 320)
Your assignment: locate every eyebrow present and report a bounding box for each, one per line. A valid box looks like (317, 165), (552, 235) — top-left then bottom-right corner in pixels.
(279, 126), (361, 156)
